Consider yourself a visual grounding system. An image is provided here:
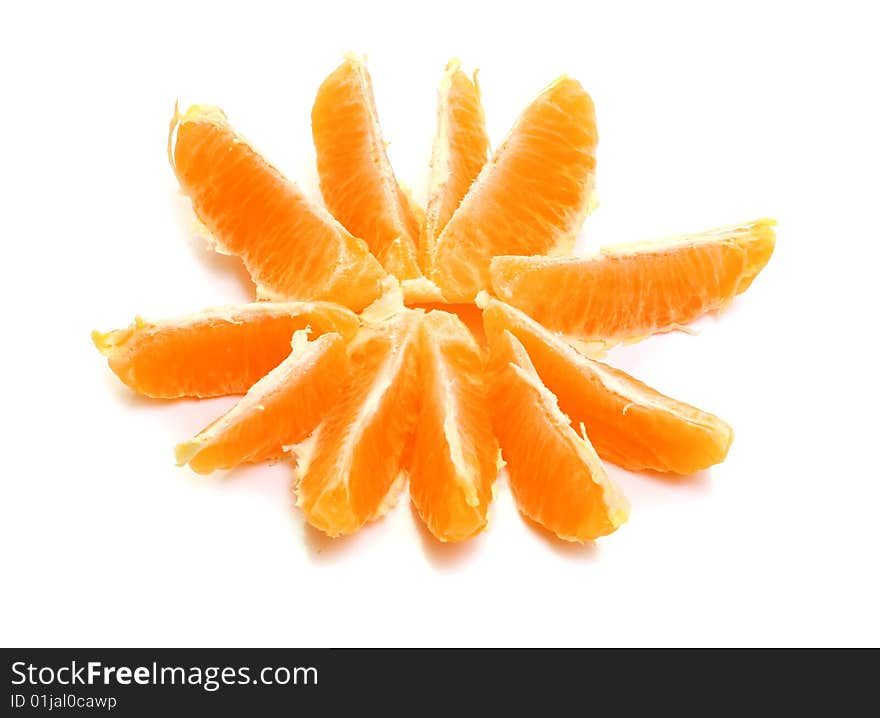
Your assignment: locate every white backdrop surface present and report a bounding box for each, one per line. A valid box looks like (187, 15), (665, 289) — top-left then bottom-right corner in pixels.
(1, 0), (877, 646)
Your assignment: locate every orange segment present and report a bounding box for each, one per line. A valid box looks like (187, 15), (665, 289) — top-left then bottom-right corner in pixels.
(405, 302), (486, 346)
(481, 297), (733, 474)
(170, 104), (385, 311)
(408, 310), (498, 542)
(487, 330), (628, 541)
(92, 302), (358, 399)
(420, 59), (489, 270)
(312, 55), (423, 280)
(429, 76), (598, 301)
(491, 219), (776, 343)
(175, 332), (348, 474)
(295, 309), (422, 537)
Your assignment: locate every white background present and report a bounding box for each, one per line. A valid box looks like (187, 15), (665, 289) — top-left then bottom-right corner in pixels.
(2, 0), (878, 647)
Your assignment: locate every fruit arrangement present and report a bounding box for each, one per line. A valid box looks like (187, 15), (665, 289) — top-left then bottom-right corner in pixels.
(93, 55), (775, 544)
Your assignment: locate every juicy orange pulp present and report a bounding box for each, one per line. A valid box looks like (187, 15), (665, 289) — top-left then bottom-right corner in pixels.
(429, 76), (598, 302)
(408, 310), (498, 541)
(295, 308), (422, 536)
(171, 104), (385, 311)
(490, 219), (776, 343)
(421, 59), (489, 270)
(92, 302), (358, 399)
(487, 329), (629, 541)
(312, 55), (423, 281)
(176, 331), (349, 474)
(481, 296), (733, 474)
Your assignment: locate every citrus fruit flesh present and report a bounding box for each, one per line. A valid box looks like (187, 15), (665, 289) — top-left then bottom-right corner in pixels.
(481, 296), (733, 474)
(311, 55), (423, 281)
(429, 76), (598, 302)
(487, 329), (629, 542)
(92, 302), (358, 399)
(295, 309), (422, 537)
(170, 103), (385, 311)
(408, 310), (498, 542)
(405, 301), (486, 346)
(175, 332), (348, 474)
(490, 219), (776, 343)
(420, 59), (489, 271)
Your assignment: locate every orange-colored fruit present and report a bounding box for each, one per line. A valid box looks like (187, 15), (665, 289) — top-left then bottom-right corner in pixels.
(176, 332), (348, 474)
(490, 219), (776, 343)
(429, 76), (598, 302)
(92, 302), (358, 399)
(312, 55), (423, 281)
(170, 104), (385, 311)
(405, 301), (486, 345)
(481, 296), (733, 474)
(487, 330), (628, 541)
(295, 308), (422, 536)
(408, 310), (498, 542)
(420, 59), (489, 270)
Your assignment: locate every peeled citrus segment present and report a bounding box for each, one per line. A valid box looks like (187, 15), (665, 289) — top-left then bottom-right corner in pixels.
(490, 219), (777, 344)
(175, 331), (348, 474)
(295, 309), (422, 537)
(429, 76), (598, 302)
(406, 301), (486, 346)
(92, 302), (358, 399)
(408, 310), (498, 542)
(379, 237), (426, 286)
(481, 297), (733, 474)
(170, 104), (385, 311)
(420, 59), (489, 271)
(312, 55), (423, 280)
(487, 330), (628, 542)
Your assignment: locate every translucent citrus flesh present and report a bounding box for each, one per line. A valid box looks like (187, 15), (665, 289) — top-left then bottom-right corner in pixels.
(171, 104), (385, 311)
(295, 309), (422, 537)
(91, 302), (358, 399)
(312, 56), (423, 280)
(176, 332), (348, 474)
(405, 301), (486, 346)
(420, 60), (489, 271)
(429, 76), (598, 301)
(487, 330), (629, 542)
(482, 298), (733, 474)
(490, 219), (776, 342)
(408, 310), (498, 542)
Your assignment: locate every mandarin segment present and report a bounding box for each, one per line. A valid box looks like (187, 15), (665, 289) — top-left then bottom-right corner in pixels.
(487, 330), (628, 541)
(295, 309), (422, 537)
(176, 332), (348, 474)
(312, 55), (424, 280)
(420, 59), (489, 270)
(170, 104), (385, 311)
(490, 219), (776, 343)
(481, 297), (733, 474)
(92, 302), (358, 399)
(408, 310), (498, 542)
(406, 301), (486, 345)
(429, 76), (598, 301)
